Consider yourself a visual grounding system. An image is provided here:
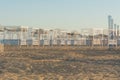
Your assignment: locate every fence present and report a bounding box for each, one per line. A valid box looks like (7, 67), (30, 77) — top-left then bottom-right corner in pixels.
(0, 26), (120, 49)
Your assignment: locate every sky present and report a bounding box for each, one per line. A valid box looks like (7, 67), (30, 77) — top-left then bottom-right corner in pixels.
(0, 0), (120, 31)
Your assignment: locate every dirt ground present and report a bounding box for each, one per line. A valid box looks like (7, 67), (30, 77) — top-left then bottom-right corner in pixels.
(0, 46), (120, 80)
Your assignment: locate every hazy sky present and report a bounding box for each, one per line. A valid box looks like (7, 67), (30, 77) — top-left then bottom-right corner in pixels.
(0, 0), (120, 31)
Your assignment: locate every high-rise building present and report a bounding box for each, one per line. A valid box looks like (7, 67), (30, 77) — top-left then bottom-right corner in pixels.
(117, 25), (119, 39)
(108, 15), (112, 29)
(111, 19), (114, 30)
(108, 15), (113, 40)
(108, 15), (118, 48)
(114, 24), (117, 39)
(108, 15), (114, 30)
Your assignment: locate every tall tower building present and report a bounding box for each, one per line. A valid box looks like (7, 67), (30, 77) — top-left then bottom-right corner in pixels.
(108, 15), (118, 48)
(108, 15), (114, 40)
(117, 25), (119, 39)
(111, 19), (114, 30)
(108, 15), (114, 30)
(108, 15), (111, 29)
(114, 24), (117, 39)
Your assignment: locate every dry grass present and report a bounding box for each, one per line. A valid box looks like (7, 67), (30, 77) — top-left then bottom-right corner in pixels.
(0, 46), (120, 80)
(0, 44), (4, 52)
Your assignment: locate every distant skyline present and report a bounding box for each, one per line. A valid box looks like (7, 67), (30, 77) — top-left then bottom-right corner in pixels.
(0, 0), (120, 31)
